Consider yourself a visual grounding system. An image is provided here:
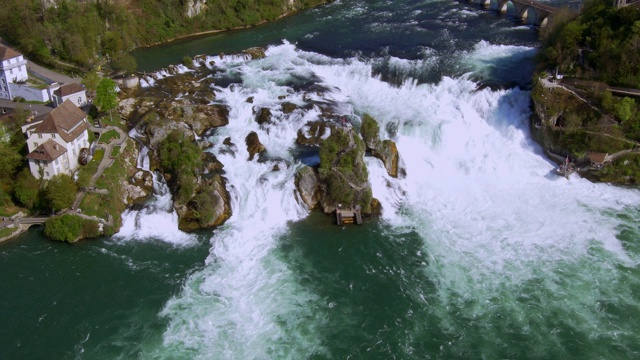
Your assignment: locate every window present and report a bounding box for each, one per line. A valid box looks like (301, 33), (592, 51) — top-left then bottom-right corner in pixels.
(55, 159), (59, 165)
(34, 142), (38, 147)
(45, 171), (49, 177)
(52, 134), (56, 139)
(38, 134), (42, 139)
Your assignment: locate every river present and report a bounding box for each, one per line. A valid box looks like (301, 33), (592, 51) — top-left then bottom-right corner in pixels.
(3, 0), (640, 359)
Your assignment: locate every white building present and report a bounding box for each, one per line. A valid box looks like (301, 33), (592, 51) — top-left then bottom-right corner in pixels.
(22, 100), (89, 180)
(53, 83), (87, 108)
(0, 45), (28, 100)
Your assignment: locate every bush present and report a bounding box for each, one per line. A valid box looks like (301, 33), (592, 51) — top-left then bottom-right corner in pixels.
(45, 174), (78, 212)
(44, 214), (84, 242)
(13, 169), (40, 209)
(182, 56), (194, 68)
(360, 113), (380, 149)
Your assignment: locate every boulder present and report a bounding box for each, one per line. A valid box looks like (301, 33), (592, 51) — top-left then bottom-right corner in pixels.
(197, 139), (213, 149)
(177, 174), (232, 231)
(255, 107), (272, 126)
(183, 104), (230, 136)
(245, 131), (266, 161)
(373, 140), (400, 178)
(295, 166), (321, 209)
(202, 151), (224, 173)
(281, 102), (297, 114)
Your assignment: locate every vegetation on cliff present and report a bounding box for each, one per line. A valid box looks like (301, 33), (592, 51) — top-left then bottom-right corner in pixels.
(318, 126), (373, 213)
(0, 0), (330, 71)
(158, 130), (202, 204)
(44, 214), (100, 243)
(540, 0), (640, 88)
(532, 0), (640, 183)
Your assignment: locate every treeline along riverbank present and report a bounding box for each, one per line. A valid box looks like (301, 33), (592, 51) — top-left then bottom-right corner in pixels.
(0, 0), (331, 72)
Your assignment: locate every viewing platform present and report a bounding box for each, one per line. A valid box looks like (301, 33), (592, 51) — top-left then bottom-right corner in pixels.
(335, 206), (363, 225)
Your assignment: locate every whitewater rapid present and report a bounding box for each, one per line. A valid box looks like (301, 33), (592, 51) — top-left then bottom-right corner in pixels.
(119, 42), (640, 358)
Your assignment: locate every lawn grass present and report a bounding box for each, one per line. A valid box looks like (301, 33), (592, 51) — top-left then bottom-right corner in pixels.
(76, 149), (104, 188)
(0, 226), (18, 239)
(111, 145), (121, 158)
(99, 130), (120, 143)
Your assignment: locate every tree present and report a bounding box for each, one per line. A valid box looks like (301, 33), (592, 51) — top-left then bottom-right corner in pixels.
(94, 77), (118, 121)
(44, 214), (84, 242)
(82, 70), (101, 94)
(615, 97), (636, 123)
(0, 141), (23, 182)
(112, 54), (137, 74)
(45, 174), (77, 212)
(13, 169), (40, 209)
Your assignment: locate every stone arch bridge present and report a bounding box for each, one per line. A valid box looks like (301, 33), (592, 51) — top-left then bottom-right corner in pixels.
(467, 0), (562, 27)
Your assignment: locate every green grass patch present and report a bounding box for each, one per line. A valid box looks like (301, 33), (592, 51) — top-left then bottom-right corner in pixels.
(99, 130), (120, 143)
(111, 145), (121, 158)
(81, 139), (136, 231)
(76, 149), (104, 188)
(99, 115), (126, 130)
(0, 226), (18, 239)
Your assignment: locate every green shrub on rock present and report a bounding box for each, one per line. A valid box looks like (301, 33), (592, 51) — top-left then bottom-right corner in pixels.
(44, 215), (84, 243)
(360, 113), (380, 151)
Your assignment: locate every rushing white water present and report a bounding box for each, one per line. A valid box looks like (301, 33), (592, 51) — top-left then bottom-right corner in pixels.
(133, 42), (640, 358)
(115, 172), (197, 246)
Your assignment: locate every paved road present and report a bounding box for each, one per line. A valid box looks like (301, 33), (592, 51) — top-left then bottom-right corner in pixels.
(0, 99), (53, 115)
(27, 60), (81, 85)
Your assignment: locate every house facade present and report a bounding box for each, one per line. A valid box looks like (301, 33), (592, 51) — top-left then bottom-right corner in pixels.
(53, 83), (87, 108)
(0, 45), (28, 100)
(22, 100), (89, 180)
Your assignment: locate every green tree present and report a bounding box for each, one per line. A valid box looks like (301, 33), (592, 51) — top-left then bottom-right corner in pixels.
(112, 54), (137, 74)
(13, 169), (40, 209)
(601, 90), (614, 112)
(82, 70), (101, 94)
(95, 77), (118, 121)
(44, 214), (84, 242)
(45, 174), (77, 212)
(615, 97), (636, 123)
(0, 141), (23, 182)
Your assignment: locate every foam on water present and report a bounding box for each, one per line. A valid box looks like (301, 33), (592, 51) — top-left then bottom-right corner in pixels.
(114, 173), (197, 246)
(142, 42), (640, 358)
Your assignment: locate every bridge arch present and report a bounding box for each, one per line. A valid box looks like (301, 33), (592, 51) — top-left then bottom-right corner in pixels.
(467, 0), (554, 27)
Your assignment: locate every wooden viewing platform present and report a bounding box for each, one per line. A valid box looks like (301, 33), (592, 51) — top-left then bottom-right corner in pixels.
(335, 206), (363, 225)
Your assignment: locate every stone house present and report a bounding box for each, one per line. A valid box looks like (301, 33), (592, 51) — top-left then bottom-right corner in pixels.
(53, 83), (87, 108)
(0, 45), (28, 100)
(22, 100), (89, 180)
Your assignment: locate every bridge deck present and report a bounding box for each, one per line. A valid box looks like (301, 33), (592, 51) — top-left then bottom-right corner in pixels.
(510, 0), (561, 13)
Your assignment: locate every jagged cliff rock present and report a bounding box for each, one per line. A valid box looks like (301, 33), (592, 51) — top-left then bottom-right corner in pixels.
(373, 140), (399, 178)
(317, 126), (375, 214)
(294, 166), (321, 209)
(176, 174), (231, 231)
(360, 113), (400, 178)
